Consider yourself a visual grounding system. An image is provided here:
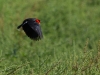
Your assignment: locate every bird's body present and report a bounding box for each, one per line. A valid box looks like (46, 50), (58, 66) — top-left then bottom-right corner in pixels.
(17, 18), (43, 40)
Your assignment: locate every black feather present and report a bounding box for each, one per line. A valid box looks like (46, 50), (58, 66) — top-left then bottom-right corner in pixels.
(17, 18), (43, 40)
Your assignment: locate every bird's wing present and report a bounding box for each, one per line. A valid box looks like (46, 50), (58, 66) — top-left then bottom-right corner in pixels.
(28, 22), (43, 38)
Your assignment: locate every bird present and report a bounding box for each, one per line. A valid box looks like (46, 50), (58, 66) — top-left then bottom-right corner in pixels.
(17, 18), (43, 40)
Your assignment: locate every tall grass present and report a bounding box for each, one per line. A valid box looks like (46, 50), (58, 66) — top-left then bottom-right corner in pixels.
(0, 0), (100, 75)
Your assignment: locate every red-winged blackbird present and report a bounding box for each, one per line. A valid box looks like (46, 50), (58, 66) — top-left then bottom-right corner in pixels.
(17, 18), (43, 40)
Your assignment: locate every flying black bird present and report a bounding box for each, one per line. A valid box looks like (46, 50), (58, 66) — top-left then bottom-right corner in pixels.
(17, 18), (43, 40)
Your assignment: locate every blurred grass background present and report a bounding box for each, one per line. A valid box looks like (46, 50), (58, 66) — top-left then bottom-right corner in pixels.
(0, 0), (100, 75)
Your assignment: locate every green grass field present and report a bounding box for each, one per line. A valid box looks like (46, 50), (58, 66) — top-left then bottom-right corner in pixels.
(0, 0), (100, 75)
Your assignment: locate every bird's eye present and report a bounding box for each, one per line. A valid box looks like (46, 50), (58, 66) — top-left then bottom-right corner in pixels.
(25, 21), (28, 24)
(23, 21), (28, 25)
(35, 19), (40, 24)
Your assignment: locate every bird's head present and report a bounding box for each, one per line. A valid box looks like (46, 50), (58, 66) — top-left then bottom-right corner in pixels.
(22, 18), (40, 25)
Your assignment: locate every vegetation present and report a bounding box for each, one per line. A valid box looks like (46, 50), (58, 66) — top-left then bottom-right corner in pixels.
(0, 0), (100, 75)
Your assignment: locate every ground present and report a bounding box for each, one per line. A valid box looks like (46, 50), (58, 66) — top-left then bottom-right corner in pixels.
(0, 0), (100, 75)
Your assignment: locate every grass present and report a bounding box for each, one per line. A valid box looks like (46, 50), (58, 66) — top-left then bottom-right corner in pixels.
(0, 0), (100, 75)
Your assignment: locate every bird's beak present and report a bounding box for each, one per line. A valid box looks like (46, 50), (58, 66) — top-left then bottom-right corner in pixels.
(17, 21), (28, 29)
(17, 24), (22, 29)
